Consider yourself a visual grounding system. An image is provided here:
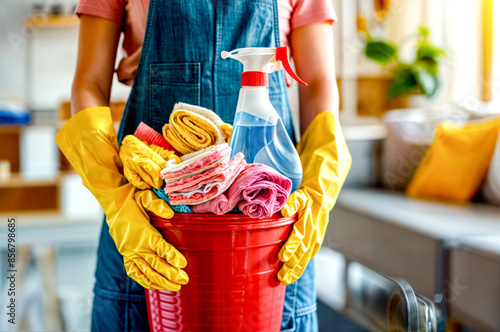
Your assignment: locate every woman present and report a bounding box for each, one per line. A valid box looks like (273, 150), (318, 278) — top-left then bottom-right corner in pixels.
(57, 0), (351, 331)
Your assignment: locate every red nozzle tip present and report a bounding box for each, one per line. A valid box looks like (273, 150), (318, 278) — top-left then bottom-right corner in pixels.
(276, 47), (307, 86)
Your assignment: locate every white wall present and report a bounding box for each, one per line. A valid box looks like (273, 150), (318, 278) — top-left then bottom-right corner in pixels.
(0, 0), (33, 104)
(0, 0), (130, 114)
(448, 0), (500, 113)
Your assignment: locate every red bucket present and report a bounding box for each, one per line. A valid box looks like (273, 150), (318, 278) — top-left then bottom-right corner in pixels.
(145, 212), (296, 332)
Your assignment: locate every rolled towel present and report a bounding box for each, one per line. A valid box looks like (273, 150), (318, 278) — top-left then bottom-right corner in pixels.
(191, 164), (292, 218)
(173, 102), (225, 131)
(163, 103), (225, 155)
(168, 153), (246, 205)
(134, 122), (175, 151)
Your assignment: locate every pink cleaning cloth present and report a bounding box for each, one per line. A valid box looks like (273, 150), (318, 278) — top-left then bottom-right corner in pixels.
(191, 164), (292, 218)
(161, 145), (231, 183)
(134, 122), (175, 151)
(164, 153), (241, 194)
(168, 153), (246, 205)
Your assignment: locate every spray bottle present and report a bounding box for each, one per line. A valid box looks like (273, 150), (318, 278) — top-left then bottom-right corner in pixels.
(221, 47), (307, 192)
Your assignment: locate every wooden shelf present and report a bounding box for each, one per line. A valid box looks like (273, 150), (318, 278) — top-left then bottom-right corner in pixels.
(0, 173), (59, 212)
(0, 127), (21, 173)
(24, 15), (78, 28)
(0, 171), (79, 213)
(0, 173), (60, 188)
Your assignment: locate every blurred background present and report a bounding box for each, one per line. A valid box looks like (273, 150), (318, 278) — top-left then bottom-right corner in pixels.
(1, 0), (500, 331)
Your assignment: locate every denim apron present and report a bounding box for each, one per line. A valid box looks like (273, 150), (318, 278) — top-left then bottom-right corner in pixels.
(91, 0), (317, 331)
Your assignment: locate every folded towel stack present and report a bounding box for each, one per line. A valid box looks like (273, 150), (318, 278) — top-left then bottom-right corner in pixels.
(167, 153), (246, 205)
(163, 103), (227, 155)
(191, 163), (292, 218)
(161, 144), (231, 182)
(160, 143), (246, 205)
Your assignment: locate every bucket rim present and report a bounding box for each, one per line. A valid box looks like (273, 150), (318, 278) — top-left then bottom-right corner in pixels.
(149, 212), (297, 231)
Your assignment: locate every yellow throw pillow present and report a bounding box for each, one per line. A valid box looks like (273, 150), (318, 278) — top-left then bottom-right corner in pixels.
(406, 117), (500, 202)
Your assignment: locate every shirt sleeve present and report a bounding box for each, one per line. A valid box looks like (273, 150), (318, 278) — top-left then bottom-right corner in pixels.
(291, 0), (337, 30)
(75, 0), (126, 27)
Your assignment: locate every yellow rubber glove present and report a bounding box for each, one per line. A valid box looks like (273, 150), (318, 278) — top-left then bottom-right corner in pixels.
(55, 107), (188, 291)
(220, 123), (233, 143)
(124, 190), (188, 290)
(278, 111), (352, 285)
(120, 135), (169, 190)
(149, 144), (182, 164)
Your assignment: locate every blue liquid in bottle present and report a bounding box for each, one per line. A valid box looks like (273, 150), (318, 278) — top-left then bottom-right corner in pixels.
(230, 113), (275, 162)
(230, 112), (302, 192)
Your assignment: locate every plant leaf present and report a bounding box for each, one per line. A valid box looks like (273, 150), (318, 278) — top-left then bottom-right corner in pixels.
(416, 58), (438, 76)
(365, 40), (397, 65)
(418, 26), (430, 39)
(412, 66), (438, 97)
(416, 43), (446, 61)
(415, 43), (445, 76)
(387, 66), (417, 99)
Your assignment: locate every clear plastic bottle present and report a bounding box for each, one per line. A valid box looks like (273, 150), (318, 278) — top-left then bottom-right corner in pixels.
(222, 47), (307, 191)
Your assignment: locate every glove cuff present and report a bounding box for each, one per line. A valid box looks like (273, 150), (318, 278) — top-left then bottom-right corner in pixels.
(55, 106), (117, 155)
(297, 111), (337, 155)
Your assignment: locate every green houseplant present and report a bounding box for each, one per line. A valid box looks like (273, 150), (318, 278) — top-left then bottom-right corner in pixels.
(363, 26), (446, 99)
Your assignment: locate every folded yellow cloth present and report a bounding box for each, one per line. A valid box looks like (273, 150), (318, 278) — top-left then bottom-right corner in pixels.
(163, 103), (225, 155)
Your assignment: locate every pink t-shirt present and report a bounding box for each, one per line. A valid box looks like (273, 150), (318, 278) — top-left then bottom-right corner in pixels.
(76, 0), (335, 85)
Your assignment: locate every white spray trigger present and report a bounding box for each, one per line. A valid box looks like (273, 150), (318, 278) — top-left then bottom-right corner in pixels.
(221, 48), (277, 72)
(222, 47), (307, 85)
